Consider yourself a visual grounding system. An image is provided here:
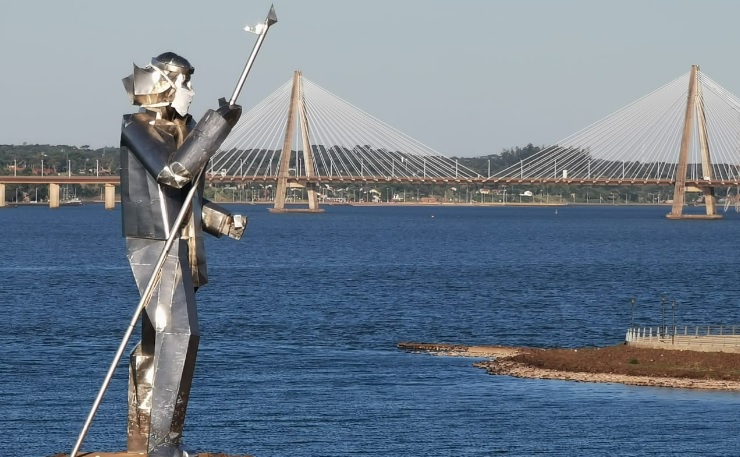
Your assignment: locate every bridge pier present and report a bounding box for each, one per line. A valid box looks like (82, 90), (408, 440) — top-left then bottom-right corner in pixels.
(306, 183), (319, 210)
(667, 65), (722, 220)
(703, 187), (717, 215)
(49, 183), (60, 209)
(270, 71), (324, 213)
(0, 183), (5, 207)
(104, 183), (116, 210)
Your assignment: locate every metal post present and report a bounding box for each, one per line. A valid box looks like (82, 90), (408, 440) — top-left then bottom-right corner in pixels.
(671, 300), (677, 344)
(661, 295), (666, 338)
(630, 297), (636, 329)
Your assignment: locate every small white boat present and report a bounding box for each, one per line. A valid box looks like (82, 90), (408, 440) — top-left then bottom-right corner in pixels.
(61, 197), (83, 205)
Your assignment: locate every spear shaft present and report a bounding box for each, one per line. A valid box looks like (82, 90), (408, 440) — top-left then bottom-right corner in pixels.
(229, 5), (278, 105)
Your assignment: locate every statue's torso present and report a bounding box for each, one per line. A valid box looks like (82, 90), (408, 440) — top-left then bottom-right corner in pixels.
(120, 112), (208, 286)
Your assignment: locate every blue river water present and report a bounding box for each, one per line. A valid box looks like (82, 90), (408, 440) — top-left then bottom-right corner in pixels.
(1, 203), (740, 456)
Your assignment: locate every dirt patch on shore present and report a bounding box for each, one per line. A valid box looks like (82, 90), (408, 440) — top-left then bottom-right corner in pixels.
(49, 452), (252, 457)
(398, 342), (740, 391)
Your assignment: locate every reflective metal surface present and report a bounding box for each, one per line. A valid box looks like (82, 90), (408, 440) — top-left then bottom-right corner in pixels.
(71, 10), (275, 455)
(120, 52), (245, 456)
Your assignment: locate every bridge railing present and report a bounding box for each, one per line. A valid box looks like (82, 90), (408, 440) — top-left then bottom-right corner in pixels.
(626, 325), (740, 351)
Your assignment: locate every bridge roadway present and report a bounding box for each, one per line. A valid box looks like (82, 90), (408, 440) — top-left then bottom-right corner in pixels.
(0, 175), (118, 209)
(3, 174), (730, 211)
(0, 176), (118, 185)
(1, 175), (736, 188)
(207, 175), (738, 187)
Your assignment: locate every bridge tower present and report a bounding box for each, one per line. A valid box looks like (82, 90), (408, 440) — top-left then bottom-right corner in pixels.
(269, 71), (324, 213)
(666, 64), (721, 220)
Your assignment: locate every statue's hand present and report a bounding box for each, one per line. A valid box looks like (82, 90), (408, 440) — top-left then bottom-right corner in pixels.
(157, 165), (190, 188)
(216, 99), (242, 128)
(227, 214), (247, 240)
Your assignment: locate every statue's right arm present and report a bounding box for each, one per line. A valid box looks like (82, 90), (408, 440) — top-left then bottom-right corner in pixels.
(161, 102), (242, 188)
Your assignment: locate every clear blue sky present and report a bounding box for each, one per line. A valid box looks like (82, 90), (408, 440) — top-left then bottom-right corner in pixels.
(1, 0), (738, 157)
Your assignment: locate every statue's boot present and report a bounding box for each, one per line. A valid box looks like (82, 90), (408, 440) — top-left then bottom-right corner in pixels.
(127, 344), (154, 453)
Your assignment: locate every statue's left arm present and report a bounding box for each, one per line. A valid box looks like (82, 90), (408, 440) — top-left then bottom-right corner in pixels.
(202, 199), (247, 240)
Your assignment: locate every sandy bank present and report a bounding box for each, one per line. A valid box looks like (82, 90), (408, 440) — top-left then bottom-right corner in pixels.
(398, 342), (740, 391)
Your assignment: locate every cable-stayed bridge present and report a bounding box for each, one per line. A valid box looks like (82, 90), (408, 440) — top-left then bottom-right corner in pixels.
(213, 66), (740, 218)
(213, 71), (479, 212)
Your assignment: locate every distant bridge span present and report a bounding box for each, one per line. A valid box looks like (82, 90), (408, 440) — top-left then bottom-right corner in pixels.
(207, 175), (740, 188)
(5, 66), (740, 218)
(209, 66), (740, 217)
(3, 174), (737, 191)
(0, 175), (118, 209)
(0, 176), (118, 185)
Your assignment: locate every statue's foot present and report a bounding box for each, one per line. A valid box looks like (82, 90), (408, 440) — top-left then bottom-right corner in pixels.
(149, 446), (195, 457)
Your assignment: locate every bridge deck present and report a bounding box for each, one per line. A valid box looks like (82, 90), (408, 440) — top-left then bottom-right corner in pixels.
(2, 175), (737, 188)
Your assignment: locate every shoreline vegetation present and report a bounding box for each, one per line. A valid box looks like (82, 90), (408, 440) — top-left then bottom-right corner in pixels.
(398, 343), (740, 391)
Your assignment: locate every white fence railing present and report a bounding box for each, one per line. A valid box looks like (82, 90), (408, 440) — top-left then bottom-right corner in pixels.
(626, 325), (740, 348)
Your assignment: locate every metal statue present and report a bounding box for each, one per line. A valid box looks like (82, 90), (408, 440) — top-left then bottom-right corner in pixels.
(119, 51), (245, 456)
(69, 7), (276, 457)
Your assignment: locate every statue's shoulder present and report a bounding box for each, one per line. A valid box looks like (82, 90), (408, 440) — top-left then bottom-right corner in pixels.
(123, 112), (156, 129)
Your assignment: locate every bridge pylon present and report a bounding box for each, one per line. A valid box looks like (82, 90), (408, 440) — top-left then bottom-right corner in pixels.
(666, 64), (721, 220)
(269, 71), (324, 213)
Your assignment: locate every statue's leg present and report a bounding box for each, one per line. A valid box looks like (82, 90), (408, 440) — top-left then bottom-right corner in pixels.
(126, 237), (157, 452)
(125, 238), (200, 456)
(128, 340), (153, 452)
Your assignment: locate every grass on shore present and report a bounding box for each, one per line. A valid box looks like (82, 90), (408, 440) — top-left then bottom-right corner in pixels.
(511, 345), (740, 381)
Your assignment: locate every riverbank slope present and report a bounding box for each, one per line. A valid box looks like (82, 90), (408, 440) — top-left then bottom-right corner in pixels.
(398, 343), (740, 391)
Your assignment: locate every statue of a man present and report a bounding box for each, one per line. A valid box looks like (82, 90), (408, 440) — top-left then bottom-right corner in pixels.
(120, 51), (245, 457)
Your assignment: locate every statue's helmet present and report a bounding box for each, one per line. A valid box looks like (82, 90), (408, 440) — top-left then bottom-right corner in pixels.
(123, 52), (196, 116)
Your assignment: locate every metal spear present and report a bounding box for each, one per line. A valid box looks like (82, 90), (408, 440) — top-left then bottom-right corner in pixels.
(230, 5), (278, 106)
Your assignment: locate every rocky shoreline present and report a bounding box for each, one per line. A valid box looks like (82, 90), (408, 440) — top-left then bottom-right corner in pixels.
(49, 452), (251, 457)
(398, 342), (740, 391)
